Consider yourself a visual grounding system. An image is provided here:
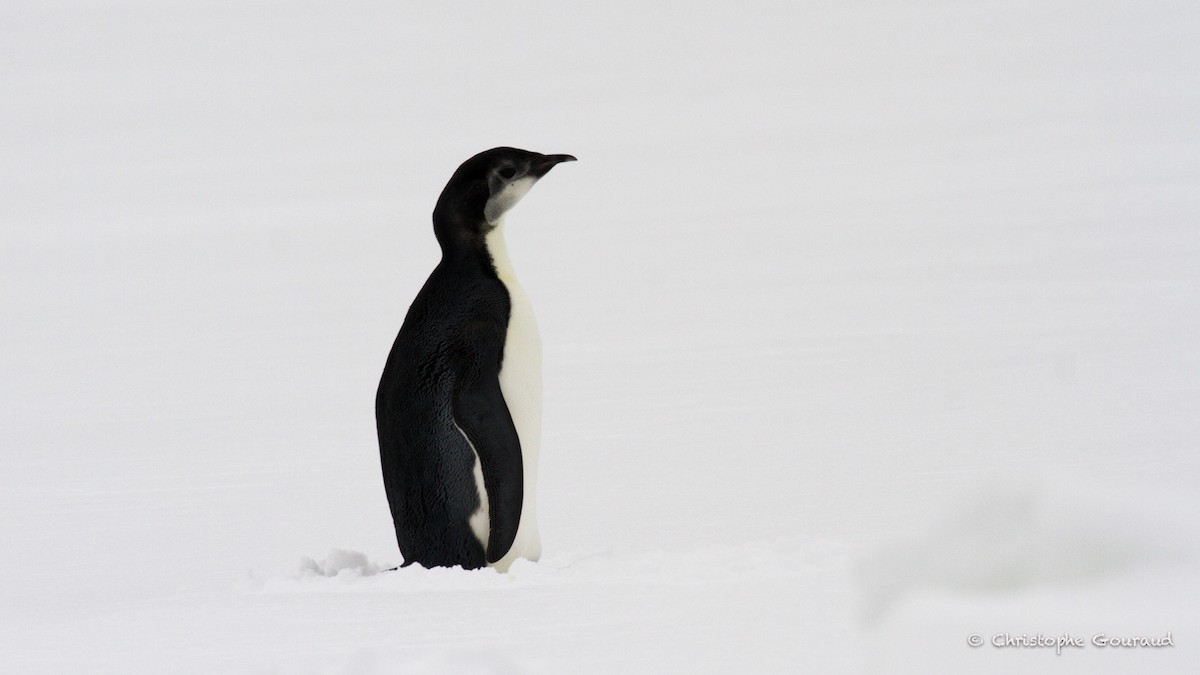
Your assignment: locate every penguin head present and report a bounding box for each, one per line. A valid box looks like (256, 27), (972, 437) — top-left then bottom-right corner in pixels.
(433, 147), (575, 246)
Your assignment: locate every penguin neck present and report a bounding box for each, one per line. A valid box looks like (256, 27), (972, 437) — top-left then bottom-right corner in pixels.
(432, 210), (496, 274)
(483, 218), (521, 287)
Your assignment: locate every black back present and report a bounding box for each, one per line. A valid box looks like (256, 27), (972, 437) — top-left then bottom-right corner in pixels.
(376, 253), (518, 568)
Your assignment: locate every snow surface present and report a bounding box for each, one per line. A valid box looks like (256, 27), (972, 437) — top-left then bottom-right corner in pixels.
(2, 1), (1198, 673)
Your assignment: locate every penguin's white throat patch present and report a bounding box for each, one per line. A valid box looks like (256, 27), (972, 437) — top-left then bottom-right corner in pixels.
(484, 176), (537, 224)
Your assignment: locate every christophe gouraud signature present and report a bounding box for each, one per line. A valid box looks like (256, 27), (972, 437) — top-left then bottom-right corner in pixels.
(965, 632), (1175, 655)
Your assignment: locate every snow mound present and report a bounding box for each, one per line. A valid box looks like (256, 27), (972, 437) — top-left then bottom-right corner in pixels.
(256, 549), (514, 594)
(298, 548), (383, 578)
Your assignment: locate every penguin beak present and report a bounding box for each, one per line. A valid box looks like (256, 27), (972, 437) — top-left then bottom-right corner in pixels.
(530, 153), (577, 177)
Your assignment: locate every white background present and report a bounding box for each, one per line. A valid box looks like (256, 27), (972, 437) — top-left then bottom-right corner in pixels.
(2, 1), (1197, 672)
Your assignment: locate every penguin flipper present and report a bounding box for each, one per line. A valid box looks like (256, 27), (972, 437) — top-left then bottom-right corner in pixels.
(453, 349), (524, 564)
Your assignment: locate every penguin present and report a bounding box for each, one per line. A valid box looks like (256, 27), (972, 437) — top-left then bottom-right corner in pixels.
(376, 147), (575, 571)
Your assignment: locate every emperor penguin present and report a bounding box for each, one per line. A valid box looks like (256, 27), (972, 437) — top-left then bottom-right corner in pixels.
(376, 147), (575, 571)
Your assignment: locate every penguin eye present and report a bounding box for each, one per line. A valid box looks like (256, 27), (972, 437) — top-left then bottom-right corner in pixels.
(498, 166), (517, 180)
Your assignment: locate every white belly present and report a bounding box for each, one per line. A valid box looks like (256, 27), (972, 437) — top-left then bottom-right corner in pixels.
(479, 222), (542, 571)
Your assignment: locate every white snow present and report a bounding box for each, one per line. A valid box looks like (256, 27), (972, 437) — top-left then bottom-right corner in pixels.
(296, 549), (383, 579)
(2, 1), (1198, 673)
